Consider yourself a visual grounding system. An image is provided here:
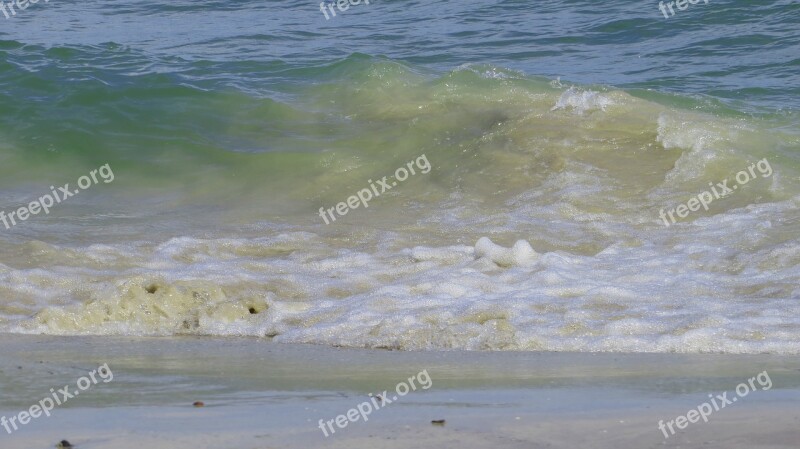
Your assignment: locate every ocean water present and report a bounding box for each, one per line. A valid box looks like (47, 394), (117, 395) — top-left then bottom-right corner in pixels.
(0, 0), (799, 353)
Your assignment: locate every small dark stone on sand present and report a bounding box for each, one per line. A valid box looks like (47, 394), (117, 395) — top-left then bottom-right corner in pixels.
(57, 440), (73, 448)
(431, 419), (446, 426)
(193, 401), (205, 407)
(248, 307), (257, 314)
(145, 284), (158, 294)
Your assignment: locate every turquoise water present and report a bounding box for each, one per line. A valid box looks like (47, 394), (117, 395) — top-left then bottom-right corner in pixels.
(0, 0), (799, 353)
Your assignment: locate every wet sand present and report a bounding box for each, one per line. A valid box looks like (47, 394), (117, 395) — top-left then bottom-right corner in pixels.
(0, 335), (798, 449)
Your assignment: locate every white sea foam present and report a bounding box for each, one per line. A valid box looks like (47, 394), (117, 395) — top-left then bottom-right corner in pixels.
(551, 87), (614, 114)
(2, 206), (799, 354)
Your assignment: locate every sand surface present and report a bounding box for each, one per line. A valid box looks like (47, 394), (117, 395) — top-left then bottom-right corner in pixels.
(0, 335), (798, 449)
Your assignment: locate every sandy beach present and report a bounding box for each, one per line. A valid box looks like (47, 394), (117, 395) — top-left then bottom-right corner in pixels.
(1, 334), (798, 449)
